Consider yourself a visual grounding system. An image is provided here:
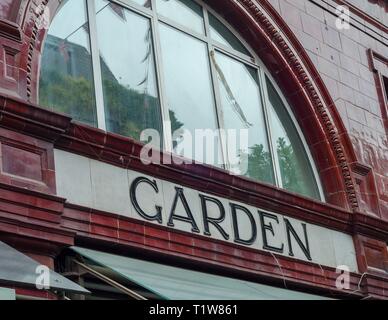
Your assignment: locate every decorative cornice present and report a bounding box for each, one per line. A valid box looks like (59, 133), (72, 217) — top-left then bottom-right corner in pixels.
(352, 163), (372, 177)
(0, 19), (22, 42)
(0, 93), (72, 141)
(0, 182), (75, 246)
(26, 0), (48, 100)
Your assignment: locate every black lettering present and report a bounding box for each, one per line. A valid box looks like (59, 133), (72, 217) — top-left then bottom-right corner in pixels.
(168, 187), (200, 233)
(130, 177), (162, 223)
(230, 203), (257, 245)
(200, 195), (229, 240)
(284, 218), (312, 261)
(259, 211), (284, 253)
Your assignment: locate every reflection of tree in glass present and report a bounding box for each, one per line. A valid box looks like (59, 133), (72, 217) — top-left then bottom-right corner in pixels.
(39, 71), (96, 127)
(102, 77), (161, 140)
(244, 143), (274, 184)
(276, 137), (307, 196)
(40, 71), (183, 143)
(243, 137), (310, 194)
(169, 110), (184, 133)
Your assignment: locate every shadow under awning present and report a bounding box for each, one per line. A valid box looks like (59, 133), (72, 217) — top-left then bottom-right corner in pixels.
(0, 241), (89, 295)
(71, 246), (332, 300)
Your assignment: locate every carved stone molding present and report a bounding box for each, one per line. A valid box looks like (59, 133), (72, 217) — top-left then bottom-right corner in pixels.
(0, 19), (22, 42)
(25, 0), (49, 99)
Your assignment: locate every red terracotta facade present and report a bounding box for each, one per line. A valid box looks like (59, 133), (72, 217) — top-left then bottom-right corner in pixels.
(0, 0), (387, 299)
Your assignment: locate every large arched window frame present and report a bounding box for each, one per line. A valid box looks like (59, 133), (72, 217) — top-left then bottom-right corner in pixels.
(39, 0), (325, 201)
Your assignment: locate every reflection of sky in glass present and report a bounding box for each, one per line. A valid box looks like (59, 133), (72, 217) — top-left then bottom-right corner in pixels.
(48, 0), (90, 51)
(267, 79), (320, 199)
(269, 106), (290, 147)
(156, 0), (205, 34)
(214, 52), (274, 181)
(267, 80), (302, 154)
(210, 26), (232, 49)
(95, 0), (158, 97)
(96, 0), (150, 11)
(209, 14), (250, 56)
(159, 24), (217, 132)
(95, 0), (108, 12)
(215, 53), (269, 155)
(159, 23), (220, 165)
(136, 0), (151, 7)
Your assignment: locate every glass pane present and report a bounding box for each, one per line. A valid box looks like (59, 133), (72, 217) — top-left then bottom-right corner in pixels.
(96, 0), (163, 144)
(209, 14), (251, 56)
(39, 0), (97, 127)
(156, 0), (204, 34)
(95, 0), (151, 11)
(159, 24), (221, 165)
(266, 78), (321, 200)
(213, 52), (274, 184)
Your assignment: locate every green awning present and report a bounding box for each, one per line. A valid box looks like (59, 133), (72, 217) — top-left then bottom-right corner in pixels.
(0, 287), (15, 300)
(71, 247), (331, 300)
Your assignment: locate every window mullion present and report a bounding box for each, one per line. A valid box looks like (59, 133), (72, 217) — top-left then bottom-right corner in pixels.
(212, 45), (258, 69)
(202, 1), (257, 62)
(157, 15), (207, 43)
(86, 0), (107, 131)
(150, 0), (173, 153)
(204, 7), (229, 171)
(258, 68), (283, 188)
(112, 0), (153, 16)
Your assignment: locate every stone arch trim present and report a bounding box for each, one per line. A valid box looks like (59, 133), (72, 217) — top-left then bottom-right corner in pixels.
(19, 0), (359, 210)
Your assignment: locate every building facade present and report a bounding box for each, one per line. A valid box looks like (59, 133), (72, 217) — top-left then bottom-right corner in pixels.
(0, 0), (387, 300)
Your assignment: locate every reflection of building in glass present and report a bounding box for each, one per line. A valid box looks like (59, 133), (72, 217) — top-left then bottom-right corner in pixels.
(40, 33), (163, 141)
(40, 34), (116, 83)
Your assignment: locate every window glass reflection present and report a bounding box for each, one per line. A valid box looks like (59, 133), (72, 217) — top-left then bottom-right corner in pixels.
(39, 0), (97, 127)
(131, 0), (152, 8)
(96, 0), (162, 143)
(95, 0), (151, 11)
(39, 0), (322, 200)
(266, 78), (320, 199)
(159, 24), (221, 165)
(213, 52), (274, 184)
(209, 14), (251, 56)
(156, 0), (205, 34)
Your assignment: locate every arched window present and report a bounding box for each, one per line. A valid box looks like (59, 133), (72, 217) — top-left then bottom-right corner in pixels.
(39, 0), (323, 200)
